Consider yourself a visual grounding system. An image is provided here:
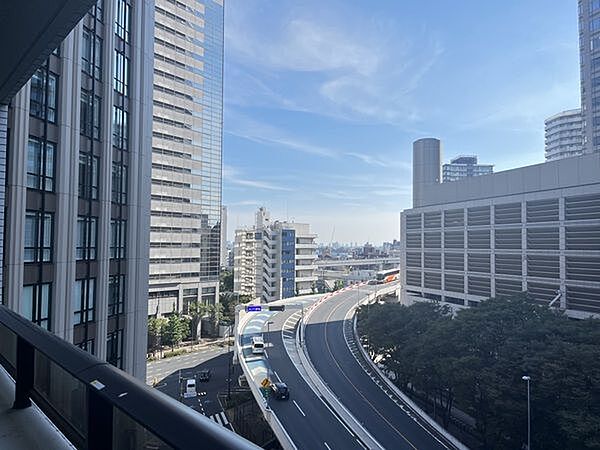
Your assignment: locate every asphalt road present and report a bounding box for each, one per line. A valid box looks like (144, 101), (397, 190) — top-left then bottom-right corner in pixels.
(305, 286), (449, 450)
(147, 344), (241, 426)
(240, 304), (364, 450)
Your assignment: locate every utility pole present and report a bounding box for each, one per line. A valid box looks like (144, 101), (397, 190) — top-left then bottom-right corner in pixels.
(522, 375), (531, 450)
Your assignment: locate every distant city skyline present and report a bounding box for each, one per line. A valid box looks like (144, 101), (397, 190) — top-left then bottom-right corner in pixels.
(223, 0), (580, 244)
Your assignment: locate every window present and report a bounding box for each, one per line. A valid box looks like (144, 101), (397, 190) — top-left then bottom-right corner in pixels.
(82, 27), (102, 79)
(112, 106), (128, 149)
(110, 219), (127, 259)
(113, 50), (130, 95)
(30, 68), (58, 123)
(592, 17), (600, 33)
(76, 338), (95, 355)
(111, 162), (128, 204)
(107, 329), (124, 369)
(108, 275), (125, 316)
(27, 137), (55, 191)
(95, 0), (104, 22)
(78, 153), (99, 199)
(115, 0), (131, 42)
(22, 283), (51, 330)
(24, 212), (53, 263)
(593, 0), (600, 12)
(80, 90), (101, 139)
(73, 278), (96, 325)
(76, 216), (98, 260)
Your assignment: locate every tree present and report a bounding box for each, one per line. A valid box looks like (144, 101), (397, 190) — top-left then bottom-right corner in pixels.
(186, 300), (210, 341)
(220, 270), (233, 292)
(162, 313), (186, 350)
(357, 294), (600, 449)
(147, 317), (167, 354)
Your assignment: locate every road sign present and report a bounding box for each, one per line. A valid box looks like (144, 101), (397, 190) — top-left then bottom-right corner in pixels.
(261, 378), (271, 388)
(268, 305), (285, 311)
(246, 305), (262, 312)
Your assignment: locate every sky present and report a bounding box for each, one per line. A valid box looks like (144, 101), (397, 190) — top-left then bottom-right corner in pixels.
(222, 0), (580, 245)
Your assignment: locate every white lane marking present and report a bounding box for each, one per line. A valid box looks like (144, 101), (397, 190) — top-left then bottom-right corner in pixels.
(324, 442), (332, 450)
(293, 400), (306, 417)
(273, 370), (281, 382)
(212, 413), (222, 426)
(320, 399), (353, 436)
(220, 411), (229, 425)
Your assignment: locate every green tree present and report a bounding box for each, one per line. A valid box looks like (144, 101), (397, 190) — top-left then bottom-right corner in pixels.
(220, 269), (233, 292)
(147, 317), (167, 354)
(186, 300), (210, 341)
(162, 313), (186, 350)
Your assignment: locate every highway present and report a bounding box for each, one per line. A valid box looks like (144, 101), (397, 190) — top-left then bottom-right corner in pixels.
(239, 299), (365, 450)
(304, 286), (450, 450)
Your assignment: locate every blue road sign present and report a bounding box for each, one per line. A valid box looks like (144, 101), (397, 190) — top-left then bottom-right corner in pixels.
(246, 305), (262, 312)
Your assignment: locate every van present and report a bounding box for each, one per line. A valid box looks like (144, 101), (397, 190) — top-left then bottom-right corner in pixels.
(184, 378), (197, 398)
(251, 336), (265, 354)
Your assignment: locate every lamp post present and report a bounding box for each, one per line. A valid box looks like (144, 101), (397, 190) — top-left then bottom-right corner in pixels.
(266, 321), (274, 345)
(227, 323), (233, 400)
(522, 375), (531, 450)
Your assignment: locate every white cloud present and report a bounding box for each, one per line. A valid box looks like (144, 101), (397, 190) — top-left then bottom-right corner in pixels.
(225, 1), (443, 125)
(223, 165), (292, 191)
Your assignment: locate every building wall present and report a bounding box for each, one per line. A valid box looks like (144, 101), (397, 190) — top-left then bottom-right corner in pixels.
(2, 0), (154, 379)
(148, 0), (224, 316)
(402, 143), (600, 318)
(545, 109), (583, 161)
(233, 209), (317, 302)
(579, 0), (600, 153)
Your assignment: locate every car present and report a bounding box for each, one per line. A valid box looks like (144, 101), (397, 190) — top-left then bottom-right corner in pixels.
(251, 336), (265, 354)
(198, 369), (211, 382)
(270, 382), (289, 400)
(183, 378), (197, 398)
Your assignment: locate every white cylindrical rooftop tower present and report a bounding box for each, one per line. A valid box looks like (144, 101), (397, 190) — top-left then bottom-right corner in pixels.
(413, 138), (442, 207)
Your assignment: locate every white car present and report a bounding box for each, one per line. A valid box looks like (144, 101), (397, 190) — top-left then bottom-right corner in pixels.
(184, 378), (197, 398)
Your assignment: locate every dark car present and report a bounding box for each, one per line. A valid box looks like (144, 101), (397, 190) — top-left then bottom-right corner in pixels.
(270, 382), (289, 400)
(198, 369), (212, 382)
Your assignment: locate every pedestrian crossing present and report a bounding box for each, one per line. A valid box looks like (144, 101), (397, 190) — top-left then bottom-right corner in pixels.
(209, 411), (230, 428)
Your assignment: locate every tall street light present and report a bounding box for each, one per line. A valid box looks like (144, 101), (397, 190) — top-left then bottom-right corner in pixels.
(522, 375), (531, 450)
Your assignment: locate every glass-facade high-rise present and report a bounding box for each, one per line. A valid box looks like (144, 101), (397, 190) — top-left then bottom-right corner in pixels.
(579, 0), (600, 153)
(149, 0), (224, 315)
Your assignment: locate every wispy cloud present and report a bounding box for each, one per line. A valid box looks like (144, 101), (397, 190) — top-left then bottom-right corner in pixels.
(223, 165), (292, 192)
(225, 0), (443, 126)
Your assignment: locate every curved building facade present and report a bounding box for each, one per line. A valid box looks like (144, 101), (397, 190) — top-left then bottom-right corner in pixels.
(544, 109), (583, 161)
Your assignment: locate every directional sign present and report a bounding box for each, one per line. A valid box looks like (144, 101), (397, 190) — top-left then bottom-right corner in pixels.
(261, 378), (271, 388)
(268, 305), (285, 311)
(246, 305), (262, 312)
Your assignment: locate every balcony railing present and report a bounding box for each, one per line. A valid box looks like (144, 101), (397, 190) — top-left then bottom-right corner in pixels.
(0, 304), (259, 450)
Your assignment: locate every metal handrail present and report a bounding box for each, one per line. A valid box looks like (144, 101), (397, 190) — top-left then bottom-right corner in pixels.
(0, 304), (260, 450)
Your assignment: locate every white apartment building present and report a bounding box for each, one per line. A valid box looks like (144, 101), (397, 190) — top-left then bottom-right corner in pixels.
(442, 155), (493, 182)
(148, 0), (224, 316)
(234, 208), (318, 302)
(401, 138), (600, 319)
(545, 109), (583, 161)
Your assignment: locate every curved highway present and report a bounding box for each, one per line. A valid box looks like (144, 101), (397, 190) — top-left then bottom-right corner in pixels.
(304, 286), (450, 450)
(239, 297), (364, 450)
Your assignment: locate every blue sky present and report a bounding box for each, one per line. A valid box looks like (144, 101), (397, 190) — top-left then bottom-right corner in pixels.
(222, 0), (579, 244)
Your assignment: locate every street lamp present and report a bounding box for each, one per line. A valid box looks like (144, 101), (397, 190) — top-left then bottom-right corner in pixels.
(522, 375), (531, 450)
(266, 321), (274, 345)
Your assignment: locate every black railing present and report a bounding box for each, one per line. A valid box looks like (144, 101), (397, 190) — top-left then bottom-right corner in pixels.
(0, 304), (260, 450)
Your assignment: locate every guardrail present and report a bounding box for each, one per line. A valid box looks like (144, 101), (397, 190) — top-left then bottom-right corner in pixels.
(297, 287), (386, 450)
(351, 292), (468, 450)
(236, 309), (297, 450)
(0, 305), (260, 450)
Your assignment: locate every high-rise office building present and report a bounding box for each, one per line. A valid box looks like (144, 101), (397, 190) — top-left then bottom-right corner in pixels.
(579, 0), (600, 153)
(148, 0), (224, 316)
(401, 138), (600, 319)
(2, 0), (154, 378)
(221, 205), (228, 267)
(234, 208), (318, 302)
(442, 155), (493, 182)
(544, 109), (584, 161)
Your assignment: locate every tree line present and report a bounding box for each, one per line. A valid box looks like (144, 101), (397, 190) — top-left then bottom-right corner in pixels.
(357, 294), (600, 449)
